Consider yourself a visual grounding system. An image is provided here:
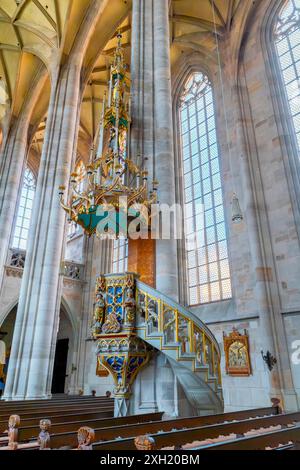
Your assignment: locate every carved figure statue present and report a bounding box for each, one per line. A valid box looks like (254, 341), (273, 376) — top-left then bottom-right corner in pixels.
(102, 312), (121, 334)
(7, 415), (20, 449)
(137, 296), (146, 321)
(108, 126), (117, 152)
(38, 419), (51, 450)
(146, 303), (158, 335)
(134, 435), (156, 451)
(179, 334), (188, 354)
(77, 426), (95, 450)
(114, 383), (129, 395)
(124, 287), (136, 324)
(92, 292), (105, 336)
(194, 331), (204, 365)
(163, 311), (176, 344)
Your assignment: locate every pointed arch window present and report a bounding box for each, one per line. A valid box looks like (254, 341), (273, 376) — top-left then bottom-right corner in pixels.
(179, 72), (232, 306)
(12, 168), (36, 250)
(112, 238), (128, 273)
(275, 0), (300, 156)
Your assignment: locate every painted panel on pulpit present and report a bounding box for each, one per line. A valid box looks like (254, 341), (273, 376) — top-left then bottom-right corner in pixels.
(223, 328), (251, 376)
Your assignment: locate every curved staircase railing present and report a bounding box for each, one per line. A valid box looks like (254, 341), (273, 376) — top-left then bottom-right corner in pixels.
(135, 281), (222, 400)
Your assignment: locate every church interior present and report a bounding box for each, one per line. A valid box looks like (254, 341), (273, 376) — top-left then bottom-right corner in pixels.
(0, 0), (300, 452)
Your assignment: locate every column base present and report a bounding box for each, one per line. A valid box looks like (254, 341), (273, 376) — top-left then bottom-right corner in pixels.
(114, 396), (130, 417)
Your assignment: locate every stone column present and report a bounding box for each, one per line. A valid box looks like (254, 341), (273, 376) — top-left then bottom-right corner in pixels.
(3, 0), (109, 401)
(131, 0), (178, 300)
(3, 62), (82, 400)
(0, 119), (29, 290)
(0, 69), (47, 293)
(75, 237), (113, 395)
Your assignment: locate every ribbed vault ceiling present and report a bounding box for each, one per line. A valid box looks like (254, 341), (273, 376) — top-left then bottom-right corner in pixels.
(0, 0), (69, 121)
(80, 0), (242, 154)
(0, 0), (242, 157)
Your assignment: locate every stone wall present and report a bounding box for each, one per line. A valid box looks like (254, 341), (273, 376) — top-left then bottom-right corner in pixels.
(171, 0), (300, 411)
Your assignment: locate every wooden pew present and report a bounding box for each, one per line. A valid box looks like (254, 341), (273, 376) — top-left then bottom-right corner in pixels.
(192, 424), (300, 450)
(0, 397), (112, 411)
(0, 396), (97, 406)
(0, 405), (286, 451)
(14, 412), (163, 448)
(0, 407), (278, 431)
(91, 410), (299, 450)
(3, 406), (277, 448)
(0, 395), (108, 404)
(0, 409), (120, 429)
(0, 412), (164, 450)
(6, 406), (278, 450)
(0, 401), (114, 422)
(0, 406), (114, 427)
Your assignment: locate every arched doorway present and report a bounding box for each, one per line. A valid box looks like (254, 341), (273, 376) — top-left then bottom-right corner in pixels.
(0, 303), (75, 397)
(0, 305), (17, 397)
(51, 307), (74, 395)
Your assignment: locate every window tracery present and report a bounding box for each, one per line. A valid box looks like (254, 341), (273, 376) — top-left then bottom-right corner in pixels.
(179, 72), (232, 305)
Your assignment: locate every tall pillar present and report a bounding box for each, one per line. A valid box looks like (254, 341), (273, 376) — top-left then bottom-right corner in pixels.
(3, 62), (82, 400)
(131, 0), (178, 300)
(0, 119), (29, 291)
(0, 69), (47, 292)
(3, 0), (109, 401)
(75, 237), (113, 394)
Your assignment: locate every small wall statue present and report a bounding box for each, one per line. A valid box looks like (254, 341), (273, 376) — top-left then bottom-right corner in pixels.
(163, 309), (176, 344)
(223, 328), (252, 376)
(146, 301), (159, 335)
(124, 287), (136, 326)
(91, 291), (106, 337)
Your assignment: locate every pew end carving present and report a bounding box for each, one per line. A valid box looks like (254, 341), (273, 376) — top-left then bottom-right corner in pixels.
(134, 435), (156, 450)
(8, 415), (20, 450)
(38, 419), (51, 450)
(77, 426), (95, 450)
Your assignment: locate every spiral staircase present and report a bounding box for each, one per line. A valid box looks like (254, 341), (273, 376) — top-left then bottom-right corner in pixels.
(134, 280), (223, 415)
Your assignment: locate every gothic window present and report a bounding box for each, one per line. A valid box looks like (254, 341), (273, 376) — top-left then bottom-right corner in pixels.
(275, 0), (300, 156)
(112, 238), (128, 273)
(179, 72), (232, 306)
(12, 168), (36, 250)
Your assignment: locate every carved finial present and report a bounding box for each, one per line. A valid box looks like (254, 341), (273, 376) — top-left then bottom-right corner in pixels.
(134, 435), (156, 451)
(77, 427), (95, 450)
(38, 419), (51, 450)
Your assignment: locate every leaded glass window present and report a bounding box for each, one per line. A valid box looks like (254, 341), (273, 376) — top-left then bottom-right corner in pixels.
(275, 0), (300, 155)
(112, 238), (128, 273)
(12, 168), (36, 250)
(179, 72), (232, 306)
